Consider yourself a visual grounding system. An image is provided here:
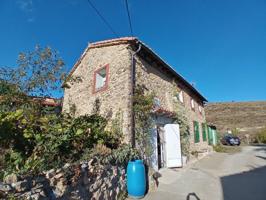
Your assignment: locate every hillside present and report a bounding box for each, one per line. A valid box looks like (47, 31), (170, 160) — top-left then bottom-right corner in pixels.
(205, 101), (266, 135)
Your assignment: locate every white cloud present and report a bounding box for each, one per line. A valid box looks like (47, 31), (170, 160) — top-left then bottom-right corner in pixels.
(17, 0), (33, 12)
(17, 0), (36, 23)
(27, 17), (35, 23)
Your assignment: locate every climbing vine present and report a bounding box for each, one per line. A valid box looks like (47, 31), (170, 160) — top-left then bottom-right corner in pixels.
(133, 85), (155, 163)
(173, 87), (191, 157)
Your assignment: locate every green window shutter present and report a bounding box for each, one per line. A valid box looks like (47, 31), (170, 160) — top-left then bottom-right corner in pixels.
(202, 123), (207, 141)
(194, 121), (200, 143)
(207, 126), (212, 145)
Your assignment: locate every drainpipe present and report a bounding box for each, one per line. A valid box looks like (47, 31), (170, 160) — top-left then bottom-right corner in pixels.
(131, 43), (142, 148)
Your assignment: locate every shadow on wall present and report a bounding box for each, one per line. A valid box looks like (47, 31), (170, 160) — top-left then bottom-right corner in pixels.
(220, 164), (266, 200)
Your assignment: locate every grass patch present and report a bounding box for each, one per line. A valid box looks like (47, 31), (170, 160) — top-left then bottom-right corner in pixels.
(213, 144), (241, 154)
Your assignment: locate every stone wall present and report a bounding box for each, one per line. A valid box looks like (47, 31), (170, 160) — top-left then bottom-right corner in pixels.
(63, 44), (132, 142)
(0, 159), (126, 200)
(134, 54), (209, 152)
(63, 40), (210, 151)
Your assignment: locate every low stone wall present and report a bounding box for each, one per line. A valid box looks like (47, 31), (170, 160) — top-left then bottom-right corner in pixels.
(0, 159), (126, 200)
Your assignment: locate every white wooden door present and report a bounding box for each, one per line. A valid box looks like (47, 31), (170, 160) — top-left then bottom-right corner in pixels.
(164, 124), (182, 168)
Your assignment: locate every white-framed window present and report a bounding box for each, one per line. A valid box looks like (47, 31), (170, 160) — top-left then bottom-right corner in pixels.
(199, 105), (202, 113)
(179, 91), (184, 103)
(191, 99), (195, 110)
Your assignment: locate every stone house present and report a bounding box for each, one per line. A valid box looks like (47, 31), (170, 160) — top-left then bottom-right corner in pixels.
(63, 37), (210, 170)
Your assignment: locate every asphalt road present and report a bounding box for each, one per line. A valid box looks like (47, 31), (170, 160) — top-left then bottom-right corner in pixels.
(144, 145), (266, 200)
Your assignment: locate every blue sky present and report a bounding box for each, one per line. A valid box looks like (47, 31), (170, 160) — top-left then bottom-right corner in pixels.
(0, 0), (266, 101)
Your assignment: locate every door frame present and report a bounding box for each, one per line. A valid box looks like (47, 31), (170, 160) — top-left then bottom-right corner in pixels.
(151, 116), (181, 170)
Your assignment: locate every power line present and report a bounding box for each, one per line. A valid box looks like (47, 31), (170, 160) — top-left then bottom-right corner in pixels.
(125, 0), (133, 37)
(87, 0), (119, 38)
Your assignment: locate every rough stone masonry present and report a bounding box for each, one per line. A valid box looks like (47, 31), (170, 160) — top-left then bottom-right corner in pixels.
(0, 159), (126, 200)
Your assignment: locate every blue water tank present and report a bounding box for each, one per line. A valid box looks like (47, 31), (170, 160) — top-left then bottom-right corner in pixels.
(127, 160), (146, 199)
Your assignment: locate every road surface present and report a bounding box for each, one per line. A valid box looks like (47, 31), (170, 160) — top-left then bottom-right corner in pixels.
(144, 145), (266, 200)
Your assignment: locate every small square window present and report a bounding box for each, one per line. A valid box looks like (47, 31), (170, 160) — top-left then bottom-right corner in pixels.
(94, 65), (109, 93)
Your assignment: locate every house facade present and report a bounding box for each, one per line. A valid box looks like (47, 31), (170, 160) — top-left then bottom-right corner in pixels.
(63, 37), (211, 169)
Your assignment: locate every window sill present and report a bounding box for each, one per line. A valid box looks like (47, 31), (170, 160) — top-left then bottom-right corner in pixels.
(93, 85), (108, 94)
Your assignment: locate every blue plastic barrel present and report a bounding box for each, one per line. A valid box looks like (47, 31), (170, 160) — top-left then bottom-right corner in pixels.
(127, 160), (146, 199)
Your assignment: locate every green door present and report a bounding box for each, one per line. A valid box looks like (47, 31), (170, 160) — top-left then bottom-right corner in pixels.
(194, 121), (200, 143)
(213, 129), (217, 145)
(208, 126), (213, 145)
(202, 123), (207, 142)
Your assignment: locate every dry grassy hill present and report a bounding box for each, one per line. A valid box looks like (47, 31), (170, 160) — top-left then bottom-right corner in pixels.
(205, 101), (266, 136)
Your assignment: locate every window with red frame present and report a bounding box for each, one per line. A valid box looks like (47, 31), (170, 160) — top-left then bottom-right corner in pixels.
(94, 65), (109, 93)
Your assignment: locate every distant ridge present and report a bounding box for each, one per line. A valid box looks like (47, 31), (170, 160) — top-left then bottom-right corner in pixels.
(205, 101), (266, 135)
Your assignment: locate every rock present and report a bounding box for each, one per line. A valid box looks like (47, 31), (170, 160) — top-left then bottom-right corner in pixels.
(55, 179), (67, 196)
(81, 163), (88, 170)
(1, 161), (127, 200)
(53, 184), (66, 199)
(0, 182), (12, 192)
(39, 190), (46, 197)
(34, 176), (46, 185)
(49, 177), (57, 187)
(54, 172), (64, 180)
(4, 173), (18, 184)
(112, 167), (118, 176)
(12, 180), (30, 192)
(20, 191), (32, 199)
(88, 158), (97, 167)
(56, 169), (62, 174)
(29, 193), (41, 200)
(63, 163), (71, 169)
(45, 169), (56, 179)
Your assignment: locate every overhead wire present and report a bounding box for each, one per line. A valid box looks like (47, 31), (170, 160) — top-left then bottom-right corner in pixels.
(125, 0), (134, 37)
(87, 0), (119, 38)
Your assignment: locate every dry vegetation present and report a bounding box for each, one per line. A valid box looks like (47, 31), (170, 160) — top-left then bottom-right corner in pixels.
(205, 101), (266, 140)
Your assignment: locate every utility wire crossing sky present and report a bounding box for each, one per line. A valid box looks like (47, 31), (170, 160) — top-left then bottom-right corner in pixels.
(0, 0), (265, 102)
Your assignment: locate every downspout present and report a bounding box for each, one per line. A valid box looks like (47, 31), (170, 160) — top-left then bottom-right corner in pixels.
(131, 43), (142, 148)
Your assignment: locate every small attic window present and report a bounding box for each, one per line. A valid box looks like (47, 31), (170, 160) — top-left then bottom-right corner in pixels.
(93, 64), (109, 93)
(178, 91), (184, 103)
(199, 105), (203, 113)
(191, 98), (195, 110)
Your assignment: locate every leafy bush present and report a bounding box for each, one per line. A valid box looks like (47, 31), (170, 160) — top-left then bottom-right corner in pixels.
(213, 144), (241, 154)
(255, 127), (266, 144)
(213, 144), (227, 153)
(81, 144), (140, 167)
(104, 144), (140, 166)
(0, 108), (122, 177)
(0, 45), (131, 179)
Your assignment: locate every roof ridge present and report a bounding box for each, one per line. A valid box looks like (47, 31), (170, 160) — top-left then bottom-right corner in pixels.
(63, 37), (207, 102)
(89, 37), (137, 48)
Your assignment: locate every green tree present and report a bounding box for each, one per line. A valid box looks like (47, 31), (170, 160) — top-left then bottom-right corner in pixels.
(0, 81), (17, 95)
(0, 45), (66, 98)
(0, 45), (68, 176)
